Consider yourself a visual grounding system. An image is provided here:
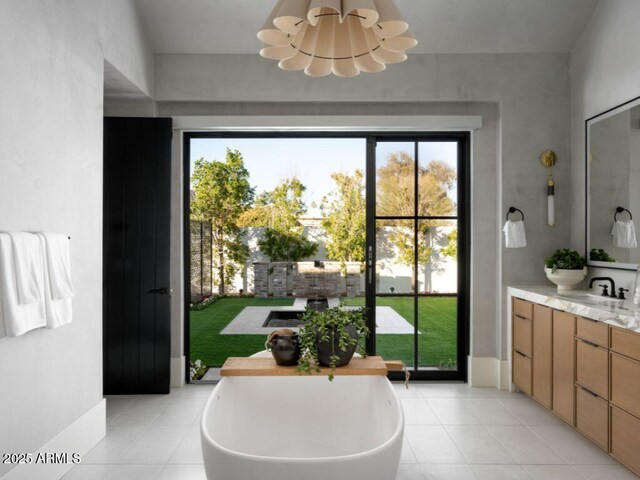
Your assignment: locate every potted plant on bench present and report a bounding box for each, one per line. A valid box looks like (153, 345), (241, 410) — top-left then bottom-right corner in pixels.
(297, 305), (369, 380)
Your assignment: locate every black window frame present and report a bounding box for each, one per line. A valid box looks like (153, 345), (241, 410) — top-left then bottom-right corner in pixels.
(183, 131), (470, 383)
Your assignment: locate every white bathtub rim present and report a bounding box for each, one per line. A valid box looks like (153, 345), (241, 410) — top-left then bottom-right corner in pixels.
(201, 376), (404, 464)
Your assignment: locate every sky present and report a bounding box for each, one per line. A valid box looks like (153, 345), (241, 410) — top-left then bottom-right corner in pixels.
(190, 138), (458, 216)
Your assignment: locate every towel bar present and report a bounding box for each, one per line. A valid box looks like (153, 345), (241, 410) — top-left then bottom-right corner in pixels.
(614, 207), (633, 221)
(506, 206), (524, 221)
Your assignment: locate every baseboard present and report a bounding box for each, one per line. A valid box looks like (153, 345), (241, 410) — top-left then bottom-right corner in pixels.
(1, 399), (106, 480)
(171, 355), (185, 388)
(498, 360), (510, 391)
(467, 356), (500, 388)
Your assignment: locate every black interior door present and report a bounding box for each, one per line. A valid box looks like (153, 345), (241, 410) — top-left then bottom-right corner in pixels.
(103, 117), (172, 394)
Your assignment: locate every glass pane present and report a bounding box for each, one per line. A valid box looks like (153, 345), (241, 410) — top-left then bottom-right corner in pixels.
(418, 296), (457, 370)
(375, 296), (415, 368)
(418, 142), (458, 217)
(417, 219), (458, 295)
(376, 220), (415, 294)
(376, 142), (415, 217)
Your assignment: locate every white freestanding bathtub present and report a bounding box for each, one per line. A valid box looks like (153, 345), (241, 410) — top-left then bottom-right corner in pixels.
(200, 356), (404, 480)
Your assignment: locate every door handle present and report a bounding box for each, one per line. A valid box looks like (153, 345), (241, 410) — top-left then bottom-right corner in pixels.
(147, 287), (171, 295)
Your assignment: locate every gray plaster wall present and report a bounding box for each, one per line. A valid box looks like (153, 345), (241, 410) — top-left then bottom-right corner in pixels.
(570, 0), (640, 291)
(157, 52), (572, 362)
(0, 1), (153, 476)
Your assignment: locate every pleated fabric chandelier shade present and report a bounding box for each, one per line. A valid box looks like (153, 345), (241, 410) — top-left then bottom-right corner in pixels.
(258, 0), (418, 77)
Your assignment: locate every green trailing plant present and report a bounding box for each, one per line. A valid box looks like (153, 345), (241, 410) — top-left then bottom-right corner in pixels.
(190, 359), (208, 381)
(297, 305), (369, 381)
(438, 358), (457, 370)
(590, 248), (616, 262)
(545, 248), (586, 272)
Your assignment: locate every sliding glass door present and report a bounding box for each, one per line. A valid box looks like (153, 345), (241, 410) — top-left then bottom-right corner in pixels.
(366, 134), (469, 380)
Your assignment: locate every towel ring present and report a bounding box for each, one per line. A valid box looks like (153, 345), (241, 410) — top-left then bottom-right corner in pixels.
(506, 207), (524, 221)
(614, 207), (633, 221)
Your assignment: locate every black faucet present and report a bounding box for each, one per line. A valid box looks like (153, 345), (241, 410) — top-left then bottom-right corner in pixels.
(589, 277), (617, 298)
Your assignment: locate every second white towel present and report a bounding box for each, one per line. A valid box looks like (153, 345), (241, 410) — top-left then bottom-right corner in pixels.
(503, 220), (527, 248)
(36, 234), (73, 329)
(611, 220), (638, 248)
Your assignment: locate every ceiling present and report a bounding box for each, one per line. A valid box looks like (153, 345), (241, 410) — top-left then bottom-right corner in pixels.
(134, 0), (600, 55)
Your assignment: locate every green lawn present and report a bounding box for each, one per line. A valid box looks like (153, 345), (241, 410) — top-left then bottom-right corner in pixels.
(190, 297), (294, 366)
(190, 296), (457, 368)
(342, 297), (457, 368)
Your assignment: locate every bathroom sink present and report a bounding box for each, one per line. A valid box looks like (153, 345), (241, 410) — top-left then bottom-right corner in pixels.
(586, 293), (624, 302)
(558, 291), (624, 303)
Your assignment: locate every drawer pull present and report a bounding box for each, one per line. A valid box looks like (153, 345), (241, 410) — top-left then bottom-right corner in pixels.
(514, 350), (527, 358)
(579, 385), (600, 398)
(514, 314), (530, 321)
(578, 338), (600, 349)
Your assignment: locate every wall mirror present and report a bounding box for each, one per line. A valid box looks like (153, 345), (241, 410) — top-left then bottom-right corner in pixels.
(587, 95), (640, 270)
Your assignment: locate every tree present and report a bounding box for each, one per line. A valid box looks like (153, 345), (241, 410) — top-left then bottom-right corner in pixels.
(320, 170), (366, 269)
(377, 151), (457, 290)
(240, 177), (318, 262)
(377, 151), (456, 217)
(442, 229), (458, 259)
(191, 149), (254, 294)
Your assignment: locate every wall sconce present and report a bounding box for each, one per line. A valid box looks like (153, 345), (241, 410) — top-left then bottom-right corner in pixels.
(540, 150), (557, 227)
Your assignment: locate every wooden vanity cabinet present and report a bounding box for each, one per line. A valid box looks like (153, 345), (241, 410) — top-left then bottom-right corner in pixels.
(532, 304), (552, 409)
(576, 386), (609, 451)
(611, 405), (640, 476)
(511, 296), (640, 474)
(512, 298), (533, 395)
(610, 326), (640, 476)
(552, 310), (576, 426)
(574, 317), (610, 450)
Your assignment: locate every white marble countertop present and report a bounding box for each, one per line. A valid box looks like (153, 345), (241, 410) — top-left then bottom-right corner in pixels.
(508, 286), (640, 333)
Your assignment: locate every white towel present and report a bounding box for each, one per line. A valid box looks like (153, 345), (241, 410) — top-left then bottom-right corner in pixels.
(0, 234), (46, 337)
(8, 232), (45, 304)
(503, 220), (527, 248)
(38, 233), (74, 300)
(611, 220), (638, 248)
(36, 234), (73, 329)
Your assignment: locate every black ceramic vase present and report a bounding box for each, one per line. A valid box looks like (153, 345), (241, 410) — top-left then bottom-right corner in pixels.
(316, 324), (358, 368)
(266, 331), (301, 366)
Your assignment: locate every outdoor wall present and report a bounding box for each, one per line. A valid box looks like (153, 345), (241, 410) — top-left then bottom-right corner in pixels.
(160, 52), (571, 386)
(0, 1), (153, 477)
(229, 225), (457, 295)
(570, 0), (640, 292)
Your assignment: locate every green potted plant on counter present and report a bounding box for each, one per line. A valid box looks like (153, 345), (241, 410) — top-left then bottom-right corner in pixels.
(297, 305), (369, 380)
(545, 248), (587, 291)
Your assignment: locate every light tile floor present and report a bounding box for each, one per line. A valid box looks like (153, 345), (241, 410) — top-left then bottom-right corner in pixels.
(62, 383), (638, 480)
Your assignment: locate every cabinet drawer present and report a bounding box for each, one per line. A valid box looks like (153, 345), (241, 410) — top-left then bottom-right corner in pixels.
(513, 298), (533, 320)
(576, 317), (609, 348)
(611, 327), (640, 362)
(576, 339), (609, 399)
(513, 350), (532, 395)
(513, 315), (532, 358)
(575, 386), (608, 451)
(611, 352), (640, 418)
(611, 405), (640, 476)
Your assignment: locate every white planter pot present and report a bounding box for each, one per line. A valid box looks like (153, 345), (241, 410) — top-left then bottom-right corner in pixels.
(544, 267), (588, 291)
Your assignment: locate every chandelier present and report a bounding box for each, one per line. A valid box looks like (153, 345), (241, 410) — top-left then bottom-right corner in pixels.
(257, 0), (417, 77)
